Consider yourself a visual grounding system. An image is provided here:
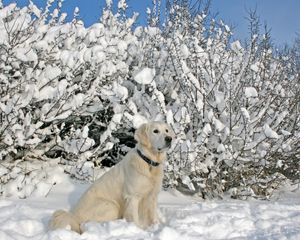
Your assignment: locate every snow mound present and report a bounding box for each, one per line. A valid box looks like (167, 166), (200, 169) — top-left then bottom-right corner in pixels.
(0, 180), (299, 240)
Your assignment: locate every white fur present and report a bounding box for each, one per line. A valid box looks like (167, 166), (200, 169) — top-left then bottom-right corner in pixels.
(49, 121), (174, 233)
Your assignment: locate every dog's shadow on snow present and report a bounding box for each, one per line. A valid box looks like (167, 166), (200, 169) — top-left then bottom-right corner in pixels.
(67, 182), (89, 208)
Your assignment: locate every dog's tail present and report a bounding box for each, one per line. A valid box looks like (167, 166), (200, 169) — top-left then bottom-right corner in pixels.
(49, 210), (81, 233)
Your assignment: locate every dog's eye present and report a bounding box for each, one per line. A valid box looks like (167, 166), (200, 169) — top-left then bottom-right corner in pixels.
(165, 129), (169, 133)
(153, 129), (159, 134)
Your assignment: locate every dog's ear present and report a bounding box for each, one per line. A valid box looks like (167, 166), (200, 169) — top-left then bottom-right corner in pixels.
(134, 123), (150, 147)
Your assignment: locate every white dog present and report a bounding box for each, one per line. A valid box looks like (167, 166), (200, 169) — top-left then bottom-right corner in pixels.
(49, 121), (174, 233)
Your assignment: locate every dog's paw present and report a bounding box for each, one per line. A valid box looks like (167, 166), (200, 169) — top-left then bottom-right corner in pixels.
(148, 222), (160, 231)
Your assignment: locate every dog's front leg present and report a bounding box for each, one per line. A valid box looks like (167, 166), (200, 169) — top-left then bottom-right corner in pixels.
(124, 196), (141, 227)
(147, 195), (160, 225)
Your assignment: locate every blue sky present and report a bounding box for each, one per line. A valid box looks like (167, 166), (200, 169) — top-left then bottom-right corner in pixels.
(3, 0), (300, 46)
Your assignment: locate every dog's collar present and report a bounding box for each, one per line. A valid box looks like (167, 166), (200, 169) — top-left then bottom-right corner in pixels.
(137, 149), (160, 167)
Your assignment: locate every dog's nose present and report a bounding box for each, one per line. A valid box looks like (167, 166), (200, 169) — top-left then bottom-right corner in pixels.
(165, 136), (172, 143)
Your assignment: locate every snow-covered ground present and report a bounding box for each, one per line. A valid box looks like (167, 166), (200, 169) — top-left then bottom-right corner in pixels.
(0, 176), (299, 240)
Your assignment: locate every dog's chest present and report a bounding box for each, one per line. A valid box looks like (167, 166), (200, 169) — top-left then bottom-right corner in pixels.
(148, 166), (163, 187)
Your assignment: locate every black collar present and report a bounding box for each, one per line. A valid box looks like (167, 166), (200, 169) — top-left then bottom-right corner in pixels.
(137, 149), (160, 167)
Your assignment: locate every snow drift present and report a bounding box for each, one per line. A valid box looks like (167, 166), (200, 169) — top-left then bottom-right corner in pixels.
(0, 0), (299, 200)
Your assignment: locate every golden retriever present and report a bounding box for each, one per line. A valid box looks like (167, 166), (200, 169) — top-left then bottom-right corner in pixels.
(49, 121), (174, 233)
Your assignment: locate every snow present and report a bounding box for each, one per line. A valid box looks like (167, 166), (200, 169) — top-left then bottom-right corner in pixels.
(182, 175), (195, 191)
(0, 178), (299, 240)
(29, 2), (41, 18)
(180, 44), (190, 59)
(134, 68), (156, 85)
(241, 107), (250, 122)
(264, 124), (279, 139)
(112, 82), (128, 101)
(118, 0), (128, 10)
(166, 109), (174, 125)
(63, 138), (95, 155)
(230, 40), (243, 53)
(132, 114), (148, 129)
(245, 87), (258, 98)
(213, 118), (225, 132)
(202, 123), (212, 137)
(224, 24), (231, 32)
(36, 86), (56, 101)
(217, 143), (225, 153)
(281, 129), (292, 136)
(250, 62), (260, 72)
(3, 134), (13, 146)
(34, 40), (48, 51)
(106, 0), (113, 7)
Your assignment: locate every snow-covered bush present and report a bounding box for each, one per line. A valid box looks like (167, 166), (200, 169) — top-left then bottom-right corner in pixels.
(0, 0), (298, 199)
(156, 5), (299, 198)
(0, 0), (138, 189)
(121, 2), (300, 199)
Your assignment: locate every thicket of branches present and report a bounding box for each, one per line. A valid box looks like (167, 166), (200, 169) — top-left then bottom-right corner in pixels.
(0, 0), (299, 199)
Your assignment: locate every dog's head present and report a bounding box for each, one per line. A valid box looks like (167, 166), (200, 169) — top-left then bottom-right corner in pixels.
(134, 121), (175, 153)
